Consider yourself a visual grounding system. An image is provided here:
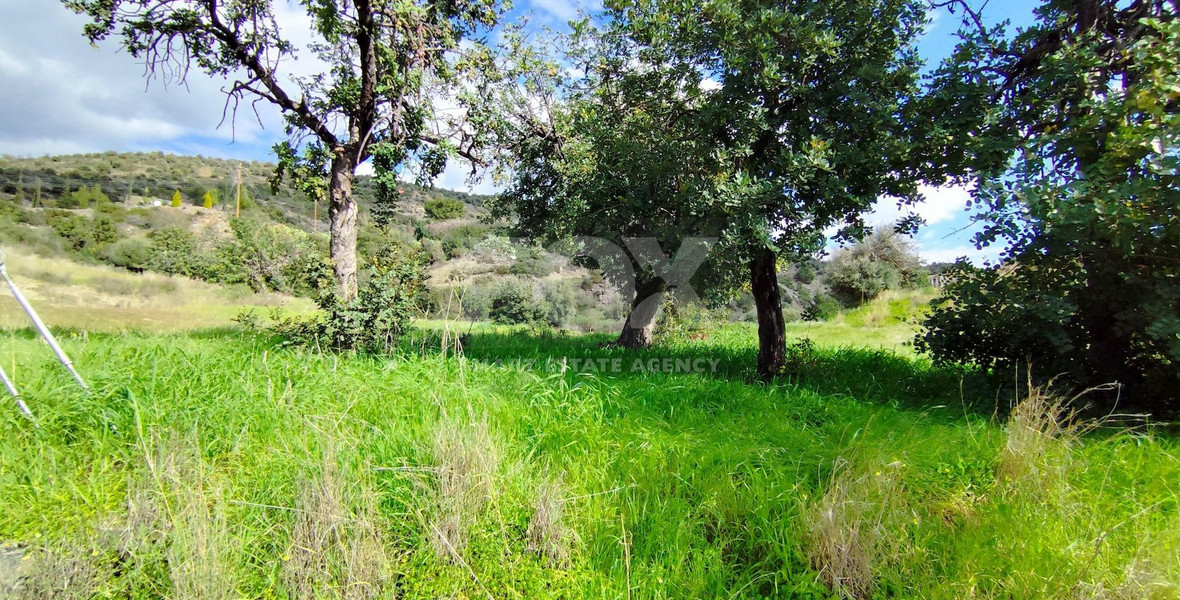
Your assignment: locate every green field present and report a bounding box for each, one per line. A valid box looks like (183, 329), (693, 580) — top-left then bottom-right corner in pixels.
(0, 318), (1176, 599)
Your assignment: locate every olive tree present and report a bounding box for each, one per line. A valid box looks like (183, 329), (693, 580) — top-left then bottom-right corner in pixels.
(64, 0), (502, 299)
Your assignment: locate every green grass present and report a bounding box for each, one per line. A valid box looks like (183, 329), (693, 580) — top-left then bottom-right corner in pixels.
(0, 322), (1176, 599)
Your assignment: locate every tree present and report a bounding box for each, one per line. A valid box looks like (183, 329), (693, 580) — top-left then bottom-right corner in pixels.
(490, 25), (736, 348)
(612, 0), (951, 377)
(919, 0), (1180, 411)
(66, 0), (504, 300)
(202, 190), (216, 209)
(171, 190), (183, 208)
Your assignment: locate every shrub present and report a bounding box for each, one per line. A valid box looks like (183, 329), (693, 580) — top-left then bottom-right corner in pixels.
(827, 230), (926, 306)
(104, 237), (151, 272)
(147, 226), (201, 277)
(424, 196), (465, 220)
(439, 224), (487, 258)
(275, 257), (426, 352)
(489, 281), (549, 326)
(171, 190), (183, 207)
(803, 294), (842, 322)
(795, 262), (816, 284)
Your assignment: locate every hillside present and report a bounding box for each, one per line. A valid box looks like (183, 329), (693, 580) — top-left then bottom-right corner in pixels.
(0, 151), (494, 231)
(0, 152), (930, 335)
(0, 152), (634, 331)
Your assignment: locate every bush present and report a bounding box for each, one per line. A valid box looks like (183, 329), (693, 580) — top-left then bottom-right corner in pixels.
(826, 230), (926, 305)
(490, 281), (549, 326)
(424, 197), (465, 220)
(439, 224), (487, 258)
(795, 262), (816, 284)
(803, 294), (841, 322)
(919, 257), (1180, 413)
(147, 226), (201, 277)
(274, 258), (426, 352)
(104, 237), (151, 272)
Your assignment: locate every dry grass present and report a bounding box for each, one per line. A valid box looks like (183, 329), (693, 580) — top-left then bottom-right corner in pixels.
(997, 380), (1092, 485)
(427, 409), (499, 561)
(805, 459), (908, 600)
(15, 546), (109, 600)
(167, 481), (232, 600)
(282, 453), (388, 600)
(527, 470), (573, 566)
(0, 245), (313, 332)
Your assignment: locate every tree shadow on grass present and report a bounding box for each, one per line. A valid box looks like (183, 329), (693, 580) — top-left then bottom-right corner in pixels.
(412, 327), (1002, 419)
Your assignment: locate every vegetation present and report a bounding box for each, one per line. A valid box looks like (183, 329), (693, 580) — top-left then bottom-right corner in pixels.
(919, 0), (1180, 412)
(0, 0), (1173, 594)
(0, 324), (1175, 598)
(827, 231), (929, 306)
(423, 197), (465, 221)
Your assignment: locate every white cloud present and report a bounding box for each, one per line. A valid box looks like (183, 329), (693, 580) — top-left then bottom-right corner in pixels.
(699, 77), (721, 92)
(867, 183), (972, 228)
(0, 1), (283, 157)
(918, 244), (1001, 266)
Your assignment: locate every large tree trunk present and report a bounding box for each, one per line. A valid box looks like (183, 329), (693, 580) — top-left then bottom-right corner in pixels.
(617, 277), (666, 349)
(328, 153), (359, 300)
(750, 247), (786, 380)
(1077, 247), (1132, 388)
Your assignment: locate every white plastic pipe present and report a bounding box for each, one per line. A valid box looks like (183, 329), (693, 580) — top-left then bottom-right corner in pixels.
(0, 252), (87, 391)
(0, 362), (32, 419)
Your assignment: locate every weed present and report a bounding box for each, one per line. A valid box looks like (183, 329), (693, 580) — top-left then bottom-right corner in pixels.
(427, 410), (499, 561)
(283, 453), (388, 600)
(527, 470), (573, 566)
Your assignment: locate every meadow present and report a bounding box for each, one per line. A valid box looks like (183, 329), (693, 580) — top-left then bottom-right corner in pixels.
(0, 308), (1176, 599)
(0, 246), (314, 333)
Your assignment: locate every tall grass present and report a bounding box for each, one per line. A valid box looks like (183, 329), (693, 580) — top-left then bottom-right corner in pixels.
(0, 328), (1175, 598)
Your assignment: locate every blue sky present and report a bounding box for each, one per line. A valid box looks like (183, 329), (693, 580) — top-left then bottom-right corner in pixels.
(0, 0), (1040, 264)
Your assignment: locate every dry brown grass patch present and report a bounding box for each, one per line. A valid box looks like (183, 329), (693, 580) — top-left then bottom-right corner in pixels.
(282, 453), (388, 600)
(805, 459), (908, 600)
(527, 470), (574, 566)
(427, 409), (499, 562)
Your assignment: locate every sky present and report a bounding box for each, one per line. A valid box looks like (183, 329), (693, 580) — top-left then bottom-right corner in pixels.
(0, 0), (1038, 264)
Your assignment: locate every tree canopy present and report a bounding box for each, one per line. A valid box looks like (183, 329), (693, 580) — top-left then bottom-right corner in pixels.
(65, 0), (504, 299)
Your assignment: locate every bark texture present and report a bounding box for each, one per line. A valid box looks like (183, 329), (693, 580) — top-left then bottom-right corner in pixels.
(617, 277), (666, 349)
(328, 153), (359, 300)
(750, 247), (786, 380)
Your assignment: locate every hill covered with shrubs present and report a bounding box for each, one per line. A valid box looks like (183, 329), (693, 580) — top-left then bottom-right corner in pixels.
(0, 152), (934, 332)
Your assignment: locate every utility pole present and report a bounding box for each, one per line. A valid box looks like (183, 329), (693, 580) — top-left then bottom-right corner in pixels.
(235, 162), (242, 218)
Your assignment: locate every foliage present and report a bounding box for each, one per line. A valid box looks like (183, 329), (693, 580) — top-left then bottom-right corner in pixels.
(170, 190), (182, 208)
(489, 280), (550, 326)
(202, 190), (216, 209)
(103, 237), (152, 272)
(276, 256), (427, 352)
(47, 211), (118, 254)
(826, 230), (927, 306)
(423, 197), (465, 220)
(794, 263), (816, 285)
(803, 294), (842, 322)
(58, 185), (110, 209)
(147, 226), (201, 278)
(920, 1), (1180, 411)
(220, 218), (331, 296)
